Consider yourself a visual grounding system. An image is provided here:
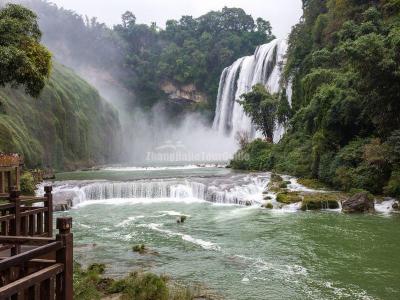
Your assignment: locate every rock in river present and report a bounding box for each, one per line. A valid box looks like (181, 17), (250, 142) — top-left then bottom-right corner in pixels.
(342, 192), (375, 213)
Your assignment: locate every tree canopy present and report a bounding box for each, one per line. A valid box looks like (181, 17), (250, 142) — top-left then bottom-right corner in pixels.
(113, 6), (274, 109)
(239, 84), (278, 141)
(0, 3), (51, 97)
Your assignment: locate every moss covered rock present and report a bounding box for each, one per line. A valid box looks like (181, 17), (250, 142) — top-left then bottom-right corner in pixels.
(297, 178), (328, 190)
(261, 202), (274, 209)
(271, 173), (283, 182)
(132, 244), (146, 254)
(301, 192), (343, 211)
(267, 174), (283, 192)
(276, 191), (302, 204)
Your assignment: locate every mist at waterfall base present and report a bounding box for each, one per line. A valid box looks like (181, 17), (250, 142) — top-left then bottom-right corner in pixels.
(69, 61), (238, 165)
(121, 106), (238, 164)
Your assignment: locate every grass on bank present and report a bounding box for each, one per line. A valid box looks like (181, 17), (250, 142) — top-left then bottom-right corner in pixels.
(74, 262), (220, 300)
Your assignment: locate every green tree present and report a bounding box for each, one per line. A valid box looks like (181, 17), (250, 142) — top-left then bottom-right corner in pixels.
(0, 4), (51, 97)
(121, 11), (136, 28)
(239, 84), (278, 141)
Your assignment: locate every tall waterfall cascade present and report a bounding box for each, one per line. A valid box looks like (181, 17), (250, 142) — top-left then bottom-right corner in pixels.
(212, 39), (289, 142)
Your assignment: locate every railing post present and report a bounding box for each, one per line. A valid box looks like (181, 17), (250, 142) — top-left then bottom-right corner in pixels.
(9, 188), (21, 254)
(0, 171), (4, 194)
(44, 186), (53, 237)
(56, 217), (73, 300)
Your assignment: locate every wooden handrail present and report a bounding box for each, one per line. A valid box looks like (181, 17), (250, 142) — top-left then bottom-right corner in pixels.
(0, 186), (53, 239)
(0, 263), (64, 298)
(0, 236), (54, 245)
(21, 207), (47, 217)
(20, 196), (47, 201)
(0, 203), (15, 210)
(0, 241), (62, 272)
(0, 214), (15, 222)
(0, 197), (47, 208)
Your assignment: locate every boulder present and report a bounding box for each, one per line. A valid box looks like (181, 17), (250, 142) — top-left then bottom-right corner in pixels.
(270, 173), (283, 182)
(261, 202), (273, 209)
(244, 200), (252, 206)
(342, 193), (375, 213)
(176, 215), (187, 223)
(54, 199), (72, 211)
(392, 201), (399, 210)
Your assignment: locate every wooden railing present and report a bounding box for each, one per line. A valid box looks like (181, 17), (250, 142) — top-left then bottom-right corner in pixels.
(0, 217), (73, 300)
(0, 186), (53, 256)
(0, 187), (73, 299)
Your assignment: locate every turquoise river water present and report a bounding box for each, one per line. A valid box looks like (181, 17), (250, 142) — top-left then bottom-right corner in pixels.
(42, 165), (400, 300)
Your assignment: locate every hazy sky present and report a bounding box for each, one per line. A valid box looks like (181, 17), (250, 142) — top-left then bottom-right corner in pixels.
(49, 0), (303, 38)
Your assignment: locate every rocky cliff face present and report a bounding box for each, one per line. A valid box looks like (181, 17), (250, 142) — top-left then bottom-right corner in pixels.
(160, 81), (207, 105)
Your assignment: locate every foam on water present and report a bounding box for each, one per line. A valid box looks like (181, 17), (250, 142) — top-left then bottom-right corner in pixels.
(74, 197), (206, 208)
(158, 210), (189, 217)
(139, 223), (221, 251)
(375, 199), (395, 214)
(115, 216), (145, 227)
(102, 164), (222, 172)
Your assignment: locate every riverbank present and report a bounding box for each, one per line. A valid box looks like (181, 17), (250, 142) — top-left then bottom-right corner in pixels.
(74, 262), (222, 300)
(229, 139), (400, 209)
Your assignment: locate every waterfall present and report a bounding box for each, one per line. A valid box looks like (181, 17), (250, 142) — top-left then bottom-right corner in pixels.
(212, 39), (289, 142)
(45, 177), (268, 207)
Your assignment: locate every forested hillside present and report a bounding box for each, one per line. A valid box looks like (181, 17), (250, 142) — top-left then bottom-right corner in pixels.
(14, 0), (274, 112)
(232, 0), (400, 197)
(0, 63), (122, 169)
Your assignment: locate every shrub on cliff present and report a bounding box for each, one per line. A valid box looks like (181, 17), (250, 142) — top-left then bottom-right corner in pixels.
(230, 139), (273, 171)
(20, 171), (35, 195)
(384, 171), (400, 197)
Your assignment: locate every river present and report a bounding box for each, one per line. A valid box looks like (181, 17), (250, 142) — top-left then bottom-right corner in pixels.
(40, 165), (400, 300)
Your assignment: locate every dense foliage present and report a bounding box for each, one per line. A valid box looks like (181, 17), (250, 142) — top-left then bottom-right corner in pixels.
(19, 171), (35, 195)
(0, 3), (51, 97)
(13, 1), (274, 111)
(125, 7), (273, 109)
(232, 0), (400, 197)
(238, 84), (278, 141)
(0, 63), (121, 170)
